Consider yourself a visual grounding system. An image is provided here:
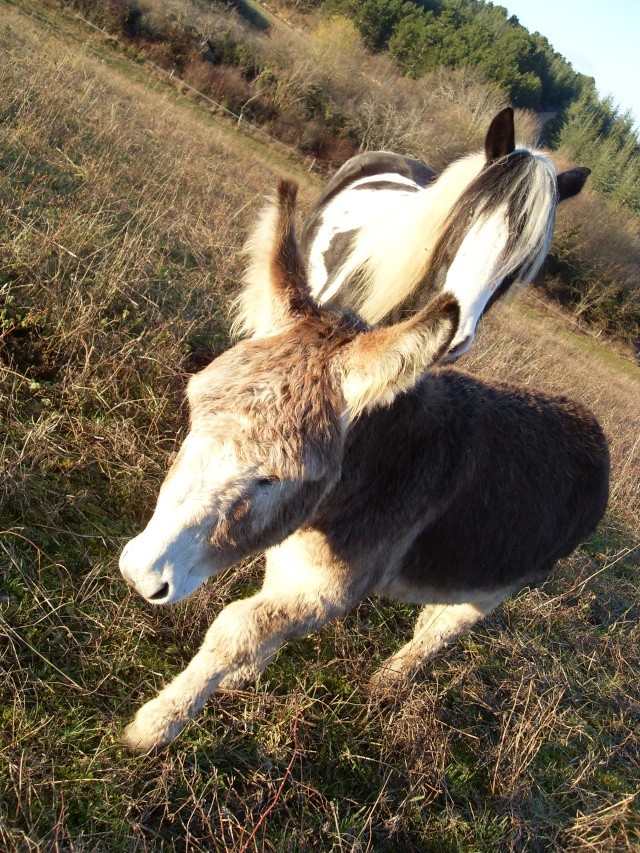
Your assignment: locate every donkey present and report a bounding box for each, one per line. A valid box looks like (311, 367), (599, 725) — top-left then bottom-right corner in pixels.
(119, 180), (608, 751)
(278, 107), (590, 360)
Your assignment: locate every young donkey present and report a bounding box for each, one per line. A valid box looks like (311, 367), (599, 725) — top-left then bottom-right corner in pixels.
(120, 181), (609, 751)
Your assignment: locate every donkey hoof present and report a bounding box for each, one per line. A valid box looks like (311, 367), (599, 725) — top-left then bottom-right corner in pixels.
(368, 662), (412, 701)
(122, 702), (187, 752)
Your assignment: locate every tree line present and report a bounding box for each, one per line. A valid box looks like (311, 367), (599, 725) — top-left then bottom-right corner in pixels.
(322, 0), (586, 111)
(312, 0), (640, 213)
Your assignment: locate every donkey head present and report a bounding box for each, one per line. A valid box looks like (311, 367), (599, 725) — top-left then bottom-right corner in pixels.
(119, 181), (459, 604)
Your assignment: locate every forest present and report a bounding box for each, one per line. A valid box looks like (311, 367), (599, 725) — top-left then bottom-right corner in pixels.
(324, 0), (587, 109)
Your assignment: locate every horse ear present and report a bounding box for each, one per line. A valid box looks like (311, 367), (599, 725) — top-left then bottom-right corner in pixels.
(485, 107), (515, 163)
(557, 167), (591, 202)
(233, 178), (314, 338)
(340, 293), (459, 419)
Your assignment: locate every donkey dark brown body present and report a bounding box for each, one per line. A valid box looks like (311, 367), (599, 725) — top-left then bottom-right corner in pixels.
(320, 369), (608, 597)
(120, 181), (608, 751)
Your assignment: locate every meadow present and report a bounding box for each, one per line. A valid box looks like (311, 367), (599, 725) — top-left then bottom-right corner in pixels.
(1, 2), (639, 851)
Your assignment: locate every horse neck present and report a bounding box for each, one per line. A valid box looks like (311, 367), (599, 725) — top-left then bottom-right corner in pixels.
(348, 153), (486, 325)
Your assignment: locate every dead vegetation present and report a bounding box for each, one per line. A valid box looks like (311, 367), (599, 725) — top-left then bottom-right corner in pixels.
(1, 2), (639, 851)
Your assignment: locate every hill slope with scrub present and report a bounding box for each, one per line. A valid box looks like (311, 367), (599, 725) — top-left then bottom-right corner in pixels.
(63, 0), (640, 354)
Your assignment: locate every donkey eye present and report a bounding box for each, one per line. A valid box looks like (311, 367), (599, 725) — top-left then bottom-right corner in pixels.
(256, 476), (280, 487)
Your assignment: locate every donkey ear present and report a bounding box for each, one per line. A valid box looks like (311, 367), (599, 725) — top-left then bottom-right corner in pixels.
(341, 293), (459, 419)
(233, 178), (314, 338)
(556, 167), (591, 202)
(485, 107), (515, 163)
(269, 179), (313, 315)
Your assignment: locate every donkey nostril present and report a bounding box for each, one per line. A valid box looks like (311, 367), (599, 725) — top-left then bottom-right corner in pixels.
(148, 582), (170, 601)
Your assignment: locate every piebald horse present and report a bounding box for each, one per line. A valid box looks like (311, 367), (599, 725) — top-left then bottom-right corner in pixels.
(119, 180), (608, 751)
(283, 108), (589, 359)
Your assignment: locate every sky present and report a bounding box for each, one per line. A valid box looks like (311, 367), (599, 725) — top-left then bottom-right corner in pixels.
(502, 0), (640, 128)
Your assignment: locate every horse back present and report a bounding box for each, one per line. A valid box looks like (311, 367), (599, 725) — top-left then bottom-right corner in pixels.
(301, 151), (437, 256)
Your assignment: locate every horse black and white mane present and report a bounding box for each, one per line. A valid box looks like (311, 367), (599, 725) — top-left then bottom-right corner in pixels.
(293, 108), (590, 359)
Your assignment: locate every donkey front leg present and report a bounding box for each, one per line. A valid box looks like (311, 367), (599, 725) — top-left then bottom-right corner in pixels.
(370, 591), (510, 691)
(123, 585), (348, 751)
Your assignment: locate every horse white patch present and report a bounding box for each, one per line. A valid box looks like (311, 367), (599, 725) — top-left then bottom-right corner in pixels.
(349, 173), (421, 192)
(306, 149), (557, 344)
(442, 205), (510, 355)
(309, 174), (420, 298)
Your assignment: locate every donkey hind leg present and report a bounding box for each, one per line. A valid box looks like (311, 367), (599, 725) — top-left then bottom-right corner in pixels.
(370, 591), (509, 691)
(123, 587), (347, 751)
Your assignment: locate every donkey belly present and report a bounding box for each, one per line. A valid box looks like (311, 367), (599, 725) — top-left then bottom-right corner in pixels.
(375, 570), (520, 607)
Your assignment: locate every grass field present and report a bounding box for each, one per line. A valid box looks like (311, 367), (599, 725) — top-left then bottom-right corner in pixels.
(1, 2), (639, 851)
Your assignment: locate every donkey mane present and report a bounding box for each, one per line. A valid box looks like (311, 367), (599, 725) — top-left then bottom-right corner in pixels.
(343, 147), (557, 325)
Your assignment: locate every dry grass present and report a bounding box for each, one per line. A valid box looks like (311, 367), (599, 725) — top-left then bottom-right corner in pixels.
(1, 3), (639, 852)
(69, 0), (640, 350)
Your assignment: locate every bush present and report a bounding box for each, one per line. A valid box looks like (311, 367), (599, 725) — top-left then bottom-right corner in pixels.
(541, 187), (640, 354)
(66, 0), (133, 34)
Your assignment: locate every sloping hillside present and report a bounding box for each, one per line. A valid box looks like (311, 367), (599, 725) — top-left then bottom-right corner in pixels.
(60, 0), (640, 353)
(1, 2), (639, 851)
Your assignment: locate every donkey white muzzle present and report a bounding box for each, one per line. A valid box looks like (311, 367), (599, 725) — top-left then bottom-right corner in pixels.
(119, 527), (213, 605)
